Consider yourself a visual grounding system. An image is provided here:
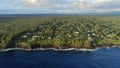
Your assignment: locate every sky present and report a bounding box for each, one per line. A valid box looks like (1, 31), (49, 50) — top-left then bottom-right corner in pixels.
(0, 0), (120, 14)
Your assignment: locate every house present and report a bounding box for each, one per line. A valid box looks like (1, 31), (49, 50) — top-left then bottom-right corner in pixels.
(26, 32), (33, 37)
(41, 37), (45, 39)
(48, 37), (52, 39)
(26, 32), (32, 35)
(88, 37), (94, 42)
(32, 37), (35, 40)
(32, 35), (39, 40)
(107, 35), (111, 37)
(74, 32), (79, 34)
(68, 35), (72, 38)
(92, 33), (96, 36)
(87, 34), (90, 37)
(22, 35), (27, 38)
(91, 29), (94, 32)
(101, 35), (104, 38)
(32, 35), (39, 38)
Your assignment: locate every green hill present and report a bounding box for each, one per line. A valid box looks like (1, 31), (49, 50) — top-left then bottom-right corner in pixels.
(0, 15), (120, 50)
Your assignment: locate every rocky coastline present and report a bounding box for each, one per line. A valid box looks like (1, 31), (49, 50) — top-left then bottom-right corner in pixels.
(0, 44), (119, 52)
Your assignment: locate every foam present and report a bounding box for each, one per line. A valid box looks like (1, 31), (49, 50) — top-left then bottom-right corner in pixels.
(0, 48), (100, 52)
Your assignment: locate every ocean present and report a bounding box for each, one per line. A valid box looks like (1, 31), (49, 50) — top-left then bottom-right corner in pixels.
(0, 47), (120, 68)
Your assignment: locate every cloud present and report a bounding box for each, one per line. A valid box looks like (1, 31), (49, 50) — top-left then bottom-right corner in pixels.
(67, 0), (114, 9)
(67, 0), (120, 13)
(95, 0), (111, 3)
(25, 0), (37, 5)
(23, 0), (65, 9)
(1, 0), (120, 14)
(23, 0), (118, 9)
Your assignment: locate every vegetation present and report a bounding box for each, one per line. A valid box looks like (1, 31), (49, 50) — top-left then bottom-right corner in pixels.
(0, 15), (120, 49)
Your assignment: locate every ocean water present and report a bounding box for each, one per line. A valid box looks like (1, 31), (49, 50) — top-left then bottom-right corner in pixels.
(0, 47), (120, 68)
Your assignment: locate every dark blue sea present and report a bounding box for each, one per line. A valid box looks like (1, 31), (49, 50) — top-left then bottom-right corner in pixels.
(0, 47), (120, 68)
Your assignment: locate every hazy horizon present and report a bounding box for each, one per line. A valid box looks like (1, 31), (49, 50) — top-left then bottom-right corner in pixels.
(0, 0), (120, 14)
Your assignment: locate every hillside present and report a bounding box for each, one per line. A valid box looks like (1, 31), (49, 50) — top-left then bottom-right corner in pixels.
(0, 15), (120, 50)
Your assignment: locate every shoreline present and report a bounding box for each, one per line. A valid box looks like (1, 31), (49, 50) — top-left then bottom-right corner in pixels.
(0, 45), (118, 52)
(0, 48), (100, 52)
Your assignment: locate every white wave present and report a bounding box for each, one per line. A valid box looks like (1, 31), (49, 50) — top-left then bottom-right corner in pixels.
(77, 48), (100, 51)
(1, 48), (31, 52)
(106, 47), (111, 49)
(0, 47), (101, 52)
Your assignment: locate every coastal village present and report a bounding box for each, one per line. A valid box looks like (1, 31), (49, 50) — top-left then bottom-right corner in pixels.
(20, 25), (115, 41)
(0, 16), (120, 49)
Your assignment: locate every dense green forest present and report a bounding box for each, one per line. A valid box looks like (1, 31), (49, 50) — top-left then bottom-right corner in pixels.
(0, 15), (120, 49)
